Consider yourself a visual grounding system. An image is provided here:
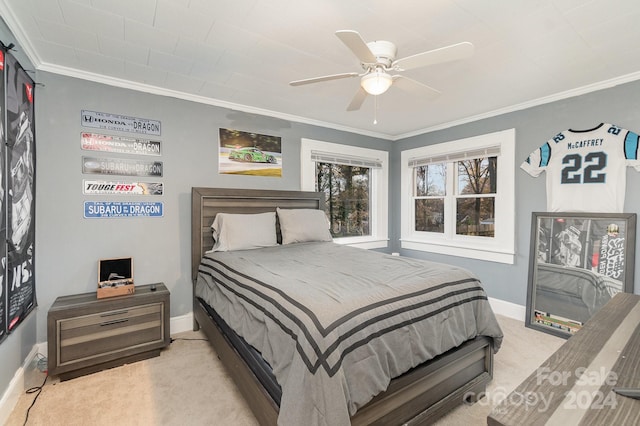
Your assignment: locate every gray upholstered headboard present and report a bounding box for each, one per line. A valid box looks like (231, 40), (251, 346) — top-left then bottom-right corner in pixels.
(191, 187), (326, 283)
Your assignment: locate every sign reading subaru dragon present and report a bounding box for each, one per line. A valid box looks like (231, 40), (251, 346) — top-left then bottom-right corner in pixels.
(84, 201), (164, 218)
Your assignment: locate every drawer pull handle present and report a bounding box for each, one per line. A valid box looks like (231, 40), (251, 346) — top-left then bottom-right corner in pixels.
(101, 310), (129, 317)
(101, 318), (129, 326)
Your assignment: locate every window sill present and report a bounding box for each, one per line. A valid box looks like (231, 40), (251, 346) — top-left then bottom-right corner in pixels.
(400, 239), (514, 264)
(334, 237), (389, 250)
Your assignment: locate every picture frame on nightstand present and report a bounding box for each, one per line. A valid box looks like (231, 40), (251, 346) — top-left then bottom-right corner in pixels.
(97, 257), (135, 298)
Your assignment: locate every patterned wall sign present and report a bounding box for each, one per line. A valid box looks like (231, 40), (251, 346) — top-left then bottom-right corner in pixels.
(81, 132), (161, 156)
(83, 180), (164, 195)
(84, 201), (164, 218)
(81, 110), (161, 136)
(82, 156), (163, 177)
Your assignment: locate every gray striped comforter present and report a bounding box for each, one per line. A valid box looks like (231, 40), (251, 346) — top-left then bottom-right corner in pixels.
(195, 242), (503, 426)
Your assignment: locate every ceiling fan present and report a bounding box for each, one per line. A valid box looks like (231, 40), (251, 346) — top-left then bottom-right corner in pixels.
(289, 30), (474, 111)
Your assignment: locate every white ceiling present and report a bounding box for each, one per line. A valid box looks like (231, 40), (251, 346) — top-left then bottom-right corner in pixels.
(2, 0), (640, 140)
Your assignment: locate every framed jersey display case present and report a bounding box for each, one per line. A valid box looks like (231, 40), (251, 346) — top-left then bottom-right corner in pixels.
(525, 212), (636, 338)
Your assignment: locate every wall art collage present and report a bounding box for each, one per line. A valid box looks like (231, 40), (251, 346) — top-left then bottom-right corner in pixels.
(80, 110), (164, 219)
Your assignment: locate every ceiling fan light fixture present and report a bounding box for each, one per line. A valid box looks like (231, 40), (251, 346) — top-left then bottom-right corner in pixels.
(361, 71), (393, 95)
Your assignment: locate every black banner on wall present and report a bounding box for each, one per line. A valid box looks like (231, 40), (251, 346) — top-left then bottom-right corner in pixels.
(0, 47), (6, 343)
(3, 45), (36, 336)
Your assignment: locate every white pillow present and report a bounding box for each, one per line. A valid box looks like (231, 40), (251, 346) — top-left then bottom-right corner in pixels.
(210, 212), (277, 252)
(277, 208), (332, 244)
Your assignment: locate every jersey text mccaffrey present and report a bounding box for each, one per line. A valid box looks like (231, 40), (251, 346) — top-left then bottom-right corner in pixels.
(521, 123), (640, 212)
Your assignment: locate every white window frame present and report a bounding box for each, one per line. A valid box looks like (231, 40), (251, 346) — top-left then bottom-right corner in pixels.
(400, 129), (515, 264)
(301, 138), (389, 249)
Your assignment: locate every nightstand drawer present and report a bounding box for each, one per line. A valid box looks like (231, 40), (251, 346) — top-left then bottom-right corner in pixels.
(58, 302), (163, 365)
(59, 303), (160, 330)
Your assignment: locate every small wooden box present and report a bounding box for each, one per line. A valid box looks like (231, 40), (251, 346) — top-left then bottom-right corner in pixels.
(98, 257), (134, 299)
(97, 283), (135, 299)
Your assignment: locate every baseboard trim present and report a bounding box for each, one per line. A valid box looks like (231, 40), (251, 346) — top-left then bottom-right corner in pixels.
(170, 312), (194, 334)
(489, 297), (526, 322)
(0, 342), (45, 426)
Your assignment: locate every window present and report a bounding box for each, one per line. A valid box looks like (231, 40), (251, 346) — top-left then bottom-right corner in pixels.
(401, 129), (515, 264)
(301, 139), (388, 249)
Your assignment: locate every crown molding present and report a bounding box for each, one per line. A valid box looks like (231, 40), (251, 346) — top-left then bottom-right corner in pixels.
(38, 61), (396, 141)
(394, 71), (640, 140)
(42, 60), (640, 143)
(0, 0), (43, 69)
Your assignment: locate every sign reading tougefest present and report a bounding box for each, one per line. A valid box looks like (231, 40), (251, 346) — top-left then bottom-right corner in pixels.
(83, 180), (164, 195)
(84, 201), (164, 218)
(81, 110), (161, 136)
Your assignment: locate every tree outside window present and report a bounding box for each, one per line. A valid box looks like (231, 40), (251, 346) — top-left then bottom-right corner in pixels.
(414, 163), (446, 233)
(316, 163), (370, 238)
(413, 156), (497, 238)
(456, 157), (497, 237)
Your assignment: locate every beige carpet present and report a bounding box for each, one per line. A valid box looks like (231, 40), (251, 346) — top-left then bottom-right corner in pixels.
(6, 315), (564, 426)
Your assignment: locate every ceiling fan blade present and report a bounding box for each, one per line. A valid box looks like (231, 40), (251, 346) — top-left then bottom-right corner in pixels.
(392, 75), (441, 99)
(289, 72), (359, 86)
(335, 30), (377, 64)
(393, 41), (474, 71)
(346, 87), (368, 111)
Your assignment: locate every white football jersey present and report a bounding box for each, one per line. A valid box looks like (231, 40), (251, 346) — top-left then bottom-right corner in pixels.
(521, 123), (640, 212)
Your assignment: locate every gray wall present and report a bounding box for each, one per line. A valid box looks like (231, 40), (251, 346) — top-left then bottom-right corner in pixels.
(391, 80), (640, 305)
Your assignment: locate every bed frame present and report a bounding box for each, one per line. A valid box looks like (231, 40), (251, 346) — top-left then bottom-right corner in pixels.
(191, 187), (494, 425)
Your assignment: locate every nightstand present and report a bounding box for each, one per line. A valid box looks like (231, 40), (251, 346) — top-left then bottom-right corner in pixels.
(47, 283), (170, 381)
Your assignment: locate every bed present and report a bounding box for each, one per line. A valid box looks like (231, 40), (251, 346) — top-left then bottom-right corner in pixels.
(191, 187), (503, 425)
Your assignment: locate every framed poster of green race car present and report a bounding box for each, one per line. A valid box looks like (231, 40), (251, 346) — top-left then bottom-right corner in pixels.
(525, 212), (636, 338)
(218, 128), (282, 177)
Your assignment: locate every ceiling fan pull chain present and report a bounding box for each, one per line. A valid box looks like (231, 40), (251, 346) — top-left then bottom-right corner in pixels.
(374, 95), (378, 124)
